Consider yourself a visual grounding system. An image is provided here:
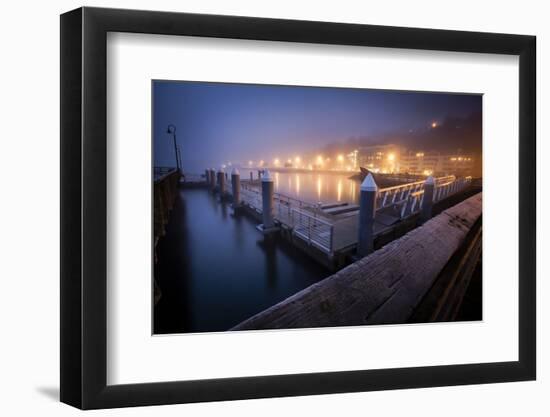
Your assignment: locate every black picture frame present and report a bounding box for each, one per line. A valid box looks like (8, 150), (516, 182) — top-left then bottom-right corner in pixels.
(60, 6), (536, 410)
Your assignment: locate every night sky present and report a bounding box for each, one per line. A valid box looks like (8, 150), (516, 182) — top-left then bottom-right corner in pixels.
(153, 81), (482, 173)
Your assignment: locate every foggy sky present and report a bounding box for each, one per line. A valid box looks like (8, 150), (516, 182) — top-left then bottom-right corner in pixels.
(153, 80), (481, 173)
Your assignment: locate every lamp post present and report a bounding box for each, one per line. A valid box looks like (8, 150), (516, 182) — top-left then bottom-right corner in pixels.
(166, 124), (180, 172)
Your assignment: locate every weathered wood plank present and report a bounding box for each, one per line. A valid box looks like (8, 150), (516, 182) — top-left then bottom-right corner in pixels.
(232, 192), (482, 330)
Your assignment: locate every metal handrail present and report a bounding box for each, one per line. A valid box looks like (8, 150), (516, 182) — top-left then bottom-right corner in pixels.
(374, 175), (471, 219)
(290, 208), (334, 254)
(212, 172), (472, 254)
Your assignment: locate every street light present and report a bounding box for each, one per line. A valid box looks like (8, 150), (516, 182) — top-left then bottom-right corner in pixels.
(166, 124), (180, 171)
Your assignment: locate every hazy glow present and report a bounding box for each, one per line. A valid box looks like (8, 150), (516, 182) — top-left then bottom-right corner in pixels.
(153, 81), (481, 173)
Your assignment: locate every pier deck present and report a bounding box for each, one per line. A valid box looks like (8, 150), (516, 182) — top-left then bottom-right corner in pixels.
(232, 192), (483, 330)
(224, 175), (473, 257)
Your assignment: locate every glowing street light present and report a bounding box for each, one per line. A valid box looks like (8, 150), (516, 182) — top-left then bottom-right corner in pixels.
(274, 158), (280, 166)
(387, 153), (395, 162)
(337, 154), (344, 162)
(431, 122), (438, 128)
(316, 155), (324, 166)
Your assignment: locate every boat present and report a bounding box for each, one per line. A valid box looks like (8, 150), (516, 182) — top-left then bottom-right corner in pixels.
(350, 167), (424, 187)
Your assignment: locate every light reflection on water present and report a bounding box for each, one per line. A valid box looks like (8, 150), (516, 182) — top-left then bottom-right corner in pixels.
(243, 169), (360, 204)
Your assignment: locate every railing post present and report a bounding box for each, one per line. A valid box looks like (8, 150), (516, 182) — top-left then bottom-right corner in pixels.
(231, 168), (241, 208)
(329, 224), (334, 254)
(357, 173), (378, 257)
(205, 169), (210, 186)
(217, 168), (226, 195)
(250, 171), (253, 182)
(261, 170), (274, 230)
(420, 176), (435, 223)
(209, 168), (216, 191)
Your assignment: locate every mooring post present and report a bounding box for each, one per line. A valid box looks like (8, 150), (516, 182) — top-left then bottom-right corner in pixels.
(231, 168), (241, 207)
(217, 168), (226, 195)
(261, 170), (274, 229)
(205, 169), (210, 186)
(421, 176), (435, 223)
(209, 168), (216, 191)
(357, 173), (378, 257)
(250, 171), (253, 182)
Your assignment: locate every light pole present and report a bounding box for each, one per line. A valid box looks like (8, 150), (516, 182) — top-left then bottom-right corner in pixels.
(166, 124), (180, 172)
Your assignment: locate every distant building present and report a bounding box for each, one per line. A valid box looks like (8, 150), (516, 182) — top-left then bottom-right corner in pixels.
(399, 151), (475, 176)
(357, 144), (400, 174)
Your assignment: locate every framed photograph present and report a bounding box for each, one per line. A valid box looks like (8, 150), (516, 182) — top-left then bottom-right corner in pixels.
(60, 7), (536, 409)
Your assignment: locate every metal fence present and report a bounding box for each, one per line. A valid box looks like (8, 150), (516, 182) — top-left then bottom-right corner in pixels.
(222, 174), (472, 256)
(375, 175), (472, 220)
(290, 208), (334, 254)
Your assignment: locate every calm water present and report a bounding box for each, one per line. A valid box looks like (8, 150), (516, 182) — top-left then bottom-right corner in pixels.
(243, 170), (361, 205)
(154, 187), (331, 334)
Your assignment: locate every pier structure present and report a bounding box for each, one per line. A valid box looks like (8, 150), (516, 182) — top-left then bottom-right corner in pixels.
(209, 168), (216, 190)
(258, 170), (276, 233)
(153, 167), (181, 304)
(216, 168), (226, 195)
(155, 166), (481, 322)
(421, 175), (435, 223)
(232, 192), (483, 330)
(209, 166), (474, 269)
(357, 174), (378, 257)
(231, 168), (241, 208)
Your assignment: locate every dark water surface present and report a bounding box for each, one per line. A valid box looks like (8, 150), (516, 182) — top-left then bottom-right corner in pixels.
(154, 188), (331, 334)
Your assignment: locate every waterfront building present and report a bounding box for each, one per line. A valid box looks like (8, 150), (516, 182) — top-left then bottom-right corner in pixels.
(357, 144), (400, 173)
(399, 151), (475, 176)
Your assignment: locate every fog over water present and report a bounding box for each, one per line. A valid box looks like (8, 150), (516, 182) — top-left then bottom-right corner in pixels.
(153, 81), (482, 174)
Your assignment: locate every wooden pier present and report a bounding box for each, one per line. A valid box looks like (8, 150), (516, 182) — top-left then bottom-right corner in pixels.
(153, 167), (181, 304)
(232, 192), (483, 330)
(218, 171), (476, 269)
(155, 166), (483, 323)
